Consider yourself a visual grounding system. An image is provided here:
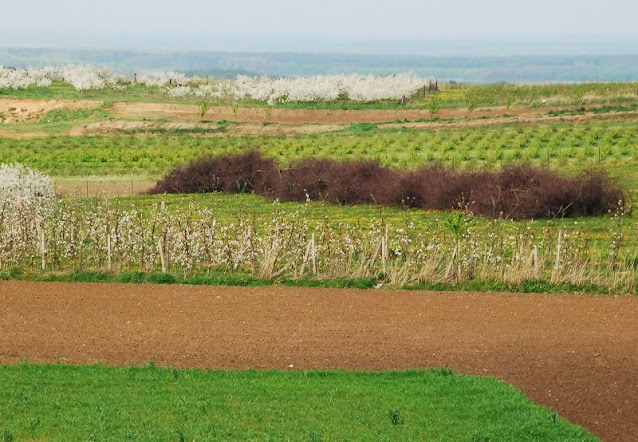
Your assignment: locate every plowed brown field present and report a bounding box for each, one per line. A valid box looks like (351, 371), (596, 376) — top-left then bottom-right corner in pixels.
(1, 281), (637, 441)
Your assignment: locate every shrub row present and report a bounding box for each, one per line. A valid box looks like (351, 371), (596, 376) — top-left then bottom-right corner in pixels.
(148, 151), (625, 219)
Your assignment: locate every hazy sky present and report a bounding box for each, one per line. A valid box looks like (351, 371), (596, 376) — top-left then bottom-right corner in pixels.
(2, 0), (637, 54)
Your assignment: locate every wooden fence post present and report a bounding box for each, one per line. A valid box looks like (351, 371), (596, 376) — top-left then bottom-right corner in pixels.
(158, 237), (168, 273)
(41, 229), (46, 270)
(553, 231), (563, 273)
(107, 233), (112, 271)
(382, 225), (389, 275)
(311, 233), (317, 275)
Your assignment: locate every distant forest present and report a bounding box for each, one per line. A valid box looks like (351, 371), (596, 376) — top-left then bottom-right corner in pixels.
(1, 47), (637, 83)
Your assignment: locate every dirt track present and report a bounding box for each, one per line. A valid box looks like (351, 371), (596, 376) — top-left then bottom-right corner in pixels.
(1, 281), (637, 441)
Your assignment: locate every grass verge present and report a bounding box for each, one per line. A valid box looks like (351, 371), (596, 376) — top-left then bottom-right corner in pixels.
(0, 364), (596, 441)
(0, 270), (623, 295)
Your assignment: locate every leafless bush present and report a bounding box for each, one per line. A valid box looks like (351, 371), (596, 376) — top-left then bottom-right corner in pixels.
(279, 159), (401, 205)
(148, 152), (625, 219)
(148, 150), (280, 195)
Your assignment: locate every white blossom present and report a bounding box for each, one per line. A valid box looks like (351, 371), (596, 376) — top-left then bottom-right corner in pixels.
(166, 85), (191, 98)
(0, 163), (54, 206)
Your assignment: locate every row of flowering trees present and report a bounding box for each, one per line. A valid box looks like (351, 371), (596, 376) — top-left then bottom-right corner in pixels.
(0, 65), (431, 103)
(186, 74), (430, 103)
(0, 165), (635, 291)
(0, 65), (119, 91)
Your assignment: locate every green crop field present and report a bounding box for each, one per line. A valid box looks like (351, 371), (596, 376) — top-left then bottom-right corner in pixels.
(2, 120), (638, 179)
(0, 364), (595, 441)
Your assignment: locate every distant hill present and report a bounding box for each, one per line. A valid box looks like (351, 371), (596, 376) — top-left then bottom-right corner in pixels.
(1, 47), (637, 83)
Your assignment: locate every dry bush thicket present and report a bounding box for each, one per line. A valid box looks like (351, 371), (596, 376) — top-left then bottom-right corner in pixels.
(149, 151), (624, 219)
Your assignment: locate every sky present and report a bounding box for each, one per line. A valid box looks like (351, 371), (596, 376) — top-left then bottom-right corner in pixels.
(2, 0), (638, 55)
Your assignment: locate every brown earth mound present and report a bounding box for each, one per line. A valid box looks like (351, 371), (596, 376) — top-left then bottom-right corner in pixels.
(1, 281), (637, 441)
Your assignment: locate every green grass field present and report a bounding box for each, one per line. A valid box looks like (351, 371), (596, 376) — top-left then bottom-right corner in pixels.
(0, 364), (596, 441)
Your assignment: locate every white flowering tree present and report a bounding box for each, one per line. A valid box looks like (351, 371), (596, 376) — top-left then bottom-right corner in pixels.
(138, 71), (188, 87)
(60, 65), (111, 91)
(0, 163), (54, 205)
(0, 164), (55, 270)
(0, 66), (52, 90)
(0, 65), (115, 91)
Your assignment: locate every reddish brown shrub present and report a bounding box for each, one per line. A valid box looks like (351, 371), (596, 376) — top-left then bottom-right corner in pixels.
(147, 152), (625, 219)
(573, 169), (625, 217)
(469, 166), (580, 219)
(148, 150), (281, 195)
(279, 159), (400, 205)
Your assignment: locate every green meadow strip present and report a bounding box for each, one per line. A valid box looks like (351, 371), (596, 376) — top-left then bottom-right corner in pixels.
(0, 364), (597, 441)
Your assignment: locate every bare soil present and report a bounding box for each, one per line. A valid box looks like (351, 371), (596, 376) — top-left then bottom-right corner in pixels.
(0, 98), (101, 124)
(1, 98), (636, 138)
(1, 281), (637, 441)
(108, 101), (553, 123)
